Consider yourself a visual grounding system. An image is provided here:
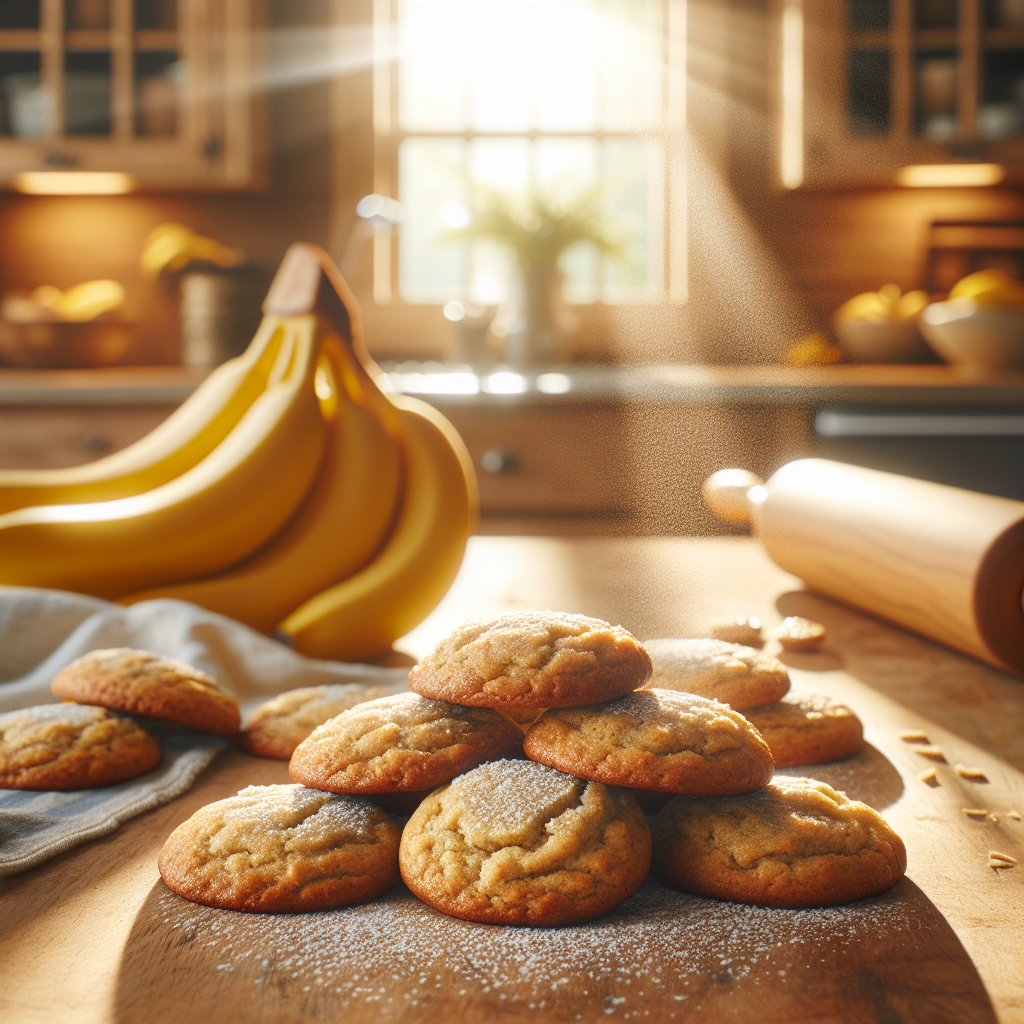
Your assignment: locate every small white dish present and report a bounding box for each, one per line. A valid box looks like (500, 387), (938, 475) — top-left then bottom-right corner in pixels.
(919, 299), (1024, 370)
(832, 318), (931, 363)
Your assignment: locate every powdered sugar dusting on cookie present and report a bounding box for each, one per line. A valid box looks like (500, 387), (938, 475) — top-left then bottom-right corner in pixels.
(0, 703), (105, 729)
(451, 759), (580, 838)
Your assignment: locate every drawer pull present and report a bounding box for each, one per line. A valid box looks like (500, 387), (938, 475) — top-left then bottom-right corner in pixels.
(480, 449), (521, 474)
(78, 433), (113, 454)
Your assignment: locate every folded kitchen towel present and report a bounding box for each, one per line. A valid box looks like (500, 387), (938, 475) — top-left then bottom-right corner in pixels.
(0, 586), (411, 877)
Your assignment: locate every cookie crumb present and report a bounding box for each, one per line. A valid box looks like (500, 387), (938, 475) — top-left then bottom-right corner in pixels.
(708, 616), (763, 648)
(988, 851), (1017, 868)
(914, 747), (946, 762)
(918, 768), (937, 784)
(899, 730), (929, 743)
(774, 617), (825, 652)
(955, 764), (987, 781)
(988, 814), (999, 824)
(1009, 811), (1021, 821)
(962, 808), (989, 818)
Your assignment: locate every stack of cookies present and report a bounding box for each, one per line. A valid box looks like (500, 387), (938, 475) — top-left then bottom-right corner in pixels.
(644, 636), (865, 767)
(0, 648), (240, 792)
(158, 611), (906, 923)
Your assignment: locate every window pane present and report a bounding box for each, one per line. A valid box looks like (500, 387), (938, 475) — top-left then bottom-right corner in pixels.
(602, 137), (657, 295)
(399, 134), (659, 303)
(398, 1), (469, 131)
(398, 136), (468, 303)
(915, 49), (956, 139)
(398, 0), (662, 133)
(600, 0), (663, 132)
(847, 48), (890, 135)
(0, 52), (43, 136)
(135, 51), (182, 136)
(64, 50), (111, 135)
(848, 0), (890, 32)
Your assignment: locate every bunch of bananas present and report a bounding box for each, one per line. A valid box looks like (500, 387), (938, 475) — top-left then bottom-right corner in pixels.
(0, 245), (478, 664)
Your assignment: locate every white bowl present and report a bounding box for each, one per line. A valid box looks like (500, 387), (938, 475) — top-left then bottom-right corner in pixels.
(919, 300), (1024, 370)
(832, 317), (931, 363)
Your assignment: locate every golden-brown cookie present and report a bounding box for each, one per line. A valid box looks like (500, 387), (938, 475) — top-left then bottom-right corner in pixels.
(642, 638), (790, 710)
(775, 616), (826, 652)
(158, 784), (401, 912)
(708, 616), (764, 647)
(407, 611), (651, 709)
(240, 682), (409, 760)
(399, 759), (651, 926)
(652, 776), (907, 907)
(523, 688), (774, 795)
(288, 692), (524, 794)
(51, 648), (240, 737)
(742, 692), (863, 767)
(0, 703), (161, 790)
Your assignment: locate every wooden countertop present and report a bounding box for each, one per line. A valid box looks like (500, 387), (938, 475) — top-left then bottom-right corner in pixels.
(1, 363), (1022, 408)
(1, 536), (1022, 1024)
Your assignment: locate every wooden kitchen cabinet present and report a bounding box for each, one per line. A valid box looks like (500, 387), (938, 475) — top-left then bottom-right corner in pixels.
(796, 0), (1024, 189)
(2, 364), (1020, 535)
(443, 402), (812, 536)
(0, 404), (174, 467)
(0, 0), (263, 189)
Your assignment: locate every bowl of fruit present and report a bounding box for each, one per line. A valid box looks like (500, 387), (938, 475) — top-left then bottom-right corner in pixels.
(833, 284), (932, 363)
(918, 270), (1024, 370)
(0, 280), (131, 368)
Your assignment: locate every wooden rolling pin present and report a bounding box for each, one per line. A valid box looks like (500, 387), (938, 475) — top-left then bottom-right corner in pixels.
(703, 460), (1024, 674)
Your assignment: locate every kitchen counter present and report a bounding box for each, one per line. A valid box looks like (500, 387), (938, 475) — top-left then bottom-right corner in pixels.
(1, 536), (1021, 1024)
(3, 363), (1022, 527)
(1, 362), (1022, 408)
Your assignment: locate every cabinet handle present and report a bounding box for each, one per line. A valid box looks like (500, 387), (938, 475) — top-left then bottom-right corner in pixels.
(480, 449), (521, 474)
(78, 433), (113, 454)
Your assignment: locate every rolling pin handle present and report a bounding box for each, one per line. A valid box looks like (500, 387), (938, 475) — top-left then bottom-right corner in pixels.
(702, 469), (764, 525)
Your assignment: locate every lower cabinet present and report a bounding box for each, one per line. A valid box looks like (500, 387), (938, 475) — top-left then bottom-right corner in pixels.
(0, 406), (178, 470)
(442, 402), (812, 535)
(0, 400), (813, 534)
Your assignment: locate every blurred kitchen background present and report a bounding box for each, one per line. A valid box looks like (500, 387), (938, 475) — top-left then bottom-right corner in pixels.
(0, 0), (1021, 534)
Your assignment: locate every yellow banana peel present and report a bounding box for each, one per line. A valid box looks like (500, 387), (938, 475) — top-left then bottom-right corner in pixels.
(117, 337), (403, 633)
(0, 315), (288, 515)
(0, 318), (328, 599)
(278, 394), (478, 663)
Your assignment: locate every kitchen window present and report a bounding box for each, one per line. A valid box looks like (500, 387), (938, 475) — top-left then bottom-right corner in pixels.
(371, 0), (687, 307)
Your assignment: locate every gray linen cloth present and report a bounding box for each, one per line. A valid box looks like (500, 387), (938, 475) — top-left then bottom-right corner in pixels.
(0, 586), (410, 877)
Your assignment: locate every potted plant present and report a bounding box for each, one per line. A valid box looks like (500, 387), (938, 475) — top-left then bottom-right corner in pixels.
(452, 186), (622, 366)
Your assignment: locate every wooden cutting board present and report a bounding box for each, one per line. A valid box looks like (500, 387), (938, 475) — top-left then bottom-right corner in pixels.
(102, 663), (1022, 1024)
(1, 539), (1022, 1024)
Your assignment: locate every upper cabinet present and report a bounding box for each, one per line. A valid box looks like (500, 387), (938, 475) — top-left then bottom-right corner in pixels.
(790, 0), (1024, 188)
(0, 0), (263, 190)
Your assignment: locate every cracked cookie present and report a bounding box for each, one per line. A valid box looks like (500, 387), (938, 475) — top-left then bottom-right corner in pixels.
(241, 681), (410, 760)
(642, 638), (790, 710)
(652, 776), (906, 907)
(399, 758), (651, 926)
(51, 648), (240, 737)
(158, 783), (401, 912)
(742, 692), (863, 767)
(407, 611), (651, 709)
(523, 688), (774, 795)
(288, 692), (524, 794)
(0, 703), (161, 790)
